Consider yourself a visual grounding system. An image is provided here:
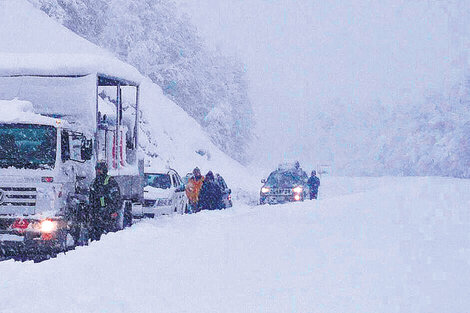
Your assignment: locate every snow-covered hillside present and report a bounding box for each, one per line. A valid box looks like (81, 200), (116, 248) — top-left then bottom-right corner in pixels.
(1, 176), (469, 313)
(175, 0), (470, 177)
(0, 0), (257, 201)
(138, 79), (260, 202)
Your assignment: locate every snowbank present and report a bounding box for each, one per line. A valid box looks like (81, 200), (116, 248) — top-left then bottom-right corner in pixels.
(1, 176), (469, 313)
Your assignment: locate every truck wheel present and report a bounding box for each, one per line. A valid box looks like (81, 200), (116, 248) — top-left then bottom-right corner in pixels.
(53, 228), (68, 254)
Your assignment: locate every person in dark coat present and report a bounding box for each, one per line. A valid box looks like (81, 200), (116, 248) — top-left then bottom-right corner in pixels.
(197, 171), (223, 211)
(307, 170), (320, 200)
(88, 160), (122, 241)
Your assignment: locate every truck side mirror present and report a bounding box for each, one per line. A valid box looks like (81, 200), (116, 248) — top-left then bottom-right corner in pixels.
(81, 139), (93, 161)
(261, 179), (266, 184)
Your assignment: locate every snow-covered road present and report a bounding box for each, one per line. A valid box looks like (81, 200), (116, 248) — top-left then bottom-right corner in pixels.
(1, 177), (470, 313)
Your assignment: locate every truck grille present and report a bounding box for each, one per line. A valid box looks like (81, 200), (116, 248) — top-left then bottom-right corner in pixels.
(0, 187), (37, 207)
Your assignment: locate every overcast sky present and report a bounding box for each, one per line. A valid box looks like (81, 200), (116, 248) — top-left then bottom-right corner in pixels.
(174, 0), (466, 171)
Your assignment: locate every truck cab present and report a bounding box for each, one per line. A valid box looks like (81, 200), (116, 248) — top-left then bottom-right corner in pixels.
(0, 106), (94, 256)
(0, 72), (143, 259)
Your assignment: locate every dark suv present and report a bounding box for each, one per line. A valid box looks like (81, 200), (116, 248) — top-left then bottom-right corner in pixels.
(260, 163), (310, 205)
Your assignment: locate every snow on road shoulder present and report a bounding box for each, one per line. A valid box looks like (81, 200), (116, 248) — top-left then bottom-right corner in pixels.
(1, 176), (470, 313)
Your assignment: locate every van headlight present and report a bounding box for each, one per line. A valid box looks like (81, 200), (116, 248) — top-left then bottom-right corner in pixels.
(261, 187), (270, 193)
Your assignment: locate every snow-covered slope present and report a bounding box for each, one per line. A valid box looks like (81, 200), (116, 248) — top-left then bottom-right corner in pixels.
(0, 0), (257, 201)
(175, 0), (470, 177)
(138, 79), (259, 202)
(1, 176), (469, 313)
(0, 0), (141, 81)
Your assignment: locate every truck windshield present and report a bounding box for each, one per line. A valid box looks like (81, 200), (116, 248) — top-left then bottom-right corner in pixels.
(145, 173), (171, 189)
(0, 124), (57, 169)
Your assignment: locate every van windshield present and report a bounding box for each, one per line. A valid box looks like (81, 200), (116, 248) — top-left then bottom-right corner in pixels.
(145, 173), (171, 189)
(0, 124), (57, 169)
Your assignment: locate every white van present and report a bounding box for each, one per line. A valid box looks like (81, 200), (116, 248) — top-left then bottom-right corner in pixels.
(140, 169), (187, 217)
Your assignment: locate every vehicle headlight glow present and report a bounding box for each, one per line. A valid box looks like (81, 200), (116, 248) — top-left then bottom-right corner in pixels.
(40, 220), (57, 233)
(261, 187), (270, 193)
(293, 186), (303, 193)
(294, 194), (301, 201)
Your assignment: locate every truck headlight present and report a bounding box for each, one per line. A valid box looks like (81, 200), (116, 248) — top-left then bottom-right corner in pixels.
(40, 219), (57, 233)
(261, 187), (270, 193)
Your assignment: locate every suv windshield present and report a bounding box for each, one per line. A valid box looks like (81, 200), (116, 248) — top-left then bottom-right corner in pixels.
(266, 171), (304, 187)
(145, 173), (171, 189)
(0, 123), (57, 169)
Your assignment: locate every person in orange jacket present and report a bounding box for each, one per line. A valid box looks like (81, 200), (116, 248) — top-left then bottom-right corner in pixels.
(185, 167), (204, 213)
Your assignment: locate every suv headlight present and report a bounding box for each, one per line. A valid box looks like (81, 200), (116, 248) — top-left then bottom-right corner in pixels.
(261, 187), (270, 193)
(292, 186), (303, 193)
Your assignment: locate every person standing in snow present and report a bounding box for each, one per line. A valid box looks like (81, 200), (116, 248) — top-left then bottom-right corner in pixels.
(88, 160), (122, 241)
(307, 170), (320, 200)
(197, 171), (223, 211)
(185, 167), (204, 213)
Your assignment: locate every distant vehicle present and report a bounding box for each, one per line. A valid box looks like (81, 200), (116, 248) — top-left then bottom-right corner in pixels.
(215, 173), (232, 208)
(140, 169), (187, 217)
(259, 162), (310, 205)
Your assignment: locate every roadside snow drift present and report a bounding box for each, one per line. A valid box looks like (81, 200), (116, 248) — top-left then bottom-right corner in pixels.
(1, 176), (469, 313)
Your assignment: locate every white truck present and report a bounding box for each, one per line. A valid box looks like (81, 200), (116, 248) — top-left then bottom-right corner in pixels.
(0, 71), (144, 258)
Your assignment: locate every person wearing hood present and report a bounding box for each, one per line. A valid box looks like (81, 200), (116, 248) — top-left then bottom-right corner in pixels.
(185, 167), (204, 213)
(88, 160), (122, 241)
(307, 170), (320, 200)
(197, 171), (223, 211)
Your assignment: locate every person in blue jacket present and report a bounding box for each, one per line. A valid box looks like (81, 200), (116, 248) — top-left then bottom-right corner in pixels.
(197, 171), (223, 211)
(307, 170), (320, 199)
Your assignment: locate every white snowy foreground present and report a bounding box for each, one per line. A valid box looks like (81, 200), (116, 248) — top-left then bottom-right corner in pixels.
(1, 176), (470, 313)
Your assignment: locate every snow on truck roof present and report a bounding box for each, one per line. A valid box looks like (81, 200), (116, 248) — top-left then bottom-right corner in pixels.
(0, 0), (143, 85)
(0, 99), (70, 127)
